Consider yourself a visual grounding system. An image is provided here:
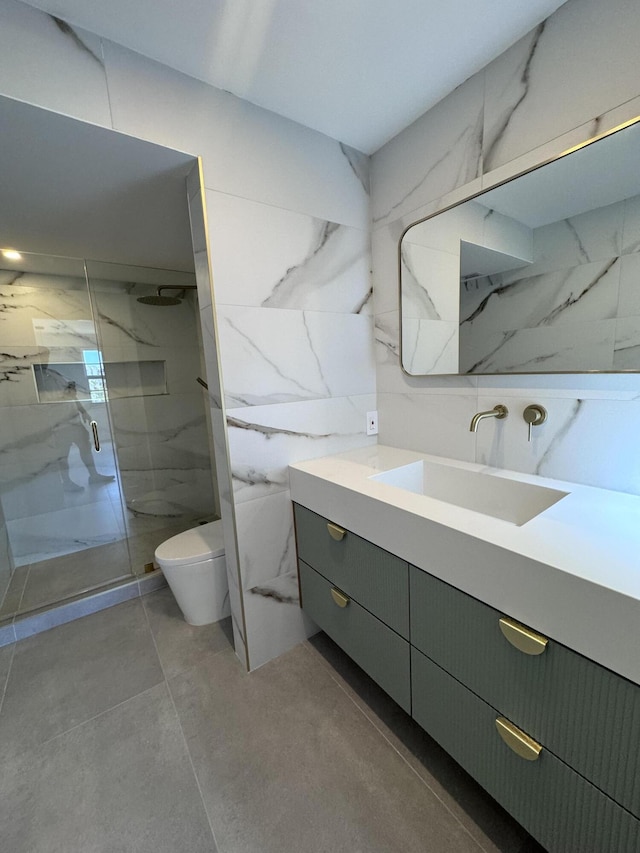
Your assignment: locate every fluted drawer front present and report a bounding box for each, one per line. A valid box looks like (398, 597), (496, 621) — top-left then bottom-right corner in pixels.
(299, 561), (410, 712)
(411, 648), (640, 853)
(294, 504), (409, 637)
(410, 566), (640, 816)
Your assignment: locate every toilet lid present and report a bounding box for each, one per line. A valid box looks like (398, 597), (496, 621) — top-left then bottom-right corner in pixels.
(155, 520), (225, 567)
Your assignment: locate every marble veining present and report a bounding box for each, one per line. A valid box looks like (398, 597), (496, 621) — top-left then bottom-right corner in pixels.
(483, 23), (545, 172)
(374, 112), (483, 226)
(96, 312), (158, 348)
(533, 399), (583, 477)
(50, 16), (104, 67)
(250, 572), (299, 604)
(339, 143), (370, 196)
(218, 307), (375, 408)
(227, 395), (375, 504)
(260, 221), (369, 313)
(459, 257), (621, 373)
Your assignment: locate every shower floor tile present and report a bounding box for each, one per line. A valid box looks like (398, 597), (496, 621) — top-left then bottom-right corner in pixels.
(18, 540), (132, 613)
(7, 500), (123, 567)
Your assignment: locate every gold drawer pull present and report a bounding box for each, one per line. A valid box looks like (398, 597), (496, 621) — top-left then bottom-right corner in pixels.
(327, 522), (346, 541)
(499, 617), (548, 656)
(330, 588), (350, 608)
(496, 717), (542, 761)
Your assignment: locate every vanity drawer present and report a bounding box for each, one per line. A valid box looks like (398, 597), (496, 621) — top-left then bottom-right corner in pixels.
(299, 560), (411, 712)
(294, 504), (409, 638)
(411, 648), (640, 853)
(410, 566), (640, 817)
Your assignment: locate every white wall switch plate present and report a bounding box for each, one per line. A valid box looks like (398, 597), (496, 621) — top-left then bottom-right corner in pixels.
(366, 410), (378, 436)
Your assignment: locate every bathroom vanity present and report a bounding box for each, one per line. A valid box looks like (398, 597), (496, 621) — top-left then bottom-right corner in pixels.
(290, 446), (640, 853)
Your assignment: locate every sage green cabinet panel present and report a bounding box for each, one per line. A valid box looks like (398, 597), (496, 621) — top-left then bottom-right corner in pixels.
(411, 648), (640, 853)
(410, 566), (640, 817)
(299, 560), (411, 712)
(294, 504), (409, 638)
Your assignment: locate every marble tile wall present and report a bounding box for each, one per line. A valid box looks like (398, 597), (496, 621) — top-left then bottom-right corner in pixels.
(205, 186), (374, 670)
(458, 196), (640, 373)
(371, 0), (640, 498)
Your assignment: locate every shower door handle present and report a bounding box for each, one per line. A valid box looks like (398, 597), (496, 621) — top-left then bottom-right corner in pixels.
(90, 420), (101, 452)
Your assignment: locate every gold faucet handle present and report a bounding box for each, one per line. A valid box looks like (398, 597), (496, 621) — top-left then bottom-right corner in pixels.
(523, 404), (547, 442)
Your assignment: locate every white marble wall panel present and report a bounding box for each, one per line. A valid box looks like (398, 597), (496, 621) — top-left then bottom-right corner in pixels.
(187, 186), (247, 664)
(462, 320), (617, 375)
(0, 0), (111, 126)
(613, 317), (640, 370)
(235, 490), (317, 670)
(103, 40), (369, 229)
(482, 208), (533, 261)
(477, 257), (621, 325)
(0, 279), (96, 349)
(481, 94), (640, 194)
(93, 287), (197, 352)
(371, 73), (484, 228)
(483, 0), (640, 173)
(0, 348), (46, 408)
(475, 394), (640, 496)
(209, 404), (247, 666)
(216, 306), (375, 408)
(402, 320), (459, 376)
(375, 310), (478, 396)
(459, 258), (621, 373)
(622, 195), (640, 255)
(618, 253), (640, 318)
(205, 193), (371, 313)
(371, 219), (405, 316)
(377, 392), (478, 461)
(530, 201), (625, 276)
(227, 394), (376, 504)
(400, 243), (459, 321)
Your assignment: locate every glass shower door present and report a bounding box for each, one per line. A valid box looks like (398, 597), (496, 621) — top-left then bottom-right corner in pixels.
(0, 251), (133, 620)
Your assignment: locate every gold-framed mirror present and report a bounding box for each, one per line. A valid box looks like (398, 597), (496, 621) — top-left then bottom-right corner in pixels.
(399, 117), (640, 375)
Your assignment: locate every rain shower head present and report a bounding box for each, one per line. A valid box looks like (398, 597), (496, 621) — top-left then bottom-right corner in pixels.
(136, 284), (197, 306)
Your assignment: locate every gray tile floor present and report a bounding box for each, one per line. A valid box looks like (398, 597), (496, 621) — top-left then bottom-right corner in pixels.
(0, 591), (546, 853)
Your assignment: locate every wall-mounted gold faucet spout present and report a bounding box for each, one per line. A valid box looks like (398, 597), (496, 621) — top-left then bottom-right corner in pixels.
(469, 404), (508, 433)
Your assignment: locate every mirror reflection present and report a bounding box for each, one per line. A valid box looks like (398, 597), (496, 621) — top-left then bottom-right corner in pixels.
(400, 118), (640, 375)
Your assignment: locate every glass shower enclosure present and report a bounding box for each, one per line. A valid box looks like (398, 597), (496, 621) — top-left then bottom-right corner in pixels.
(0, 251), (218, 622)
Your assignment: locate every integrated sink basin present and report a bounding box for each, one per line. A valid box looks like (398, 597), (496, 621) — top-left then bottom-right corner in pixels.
(369, 459), (568, 525)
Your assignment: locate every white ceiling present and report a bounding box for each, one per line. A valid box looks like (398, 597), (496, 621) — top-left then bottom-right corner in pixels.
(22, 0), (567, 153)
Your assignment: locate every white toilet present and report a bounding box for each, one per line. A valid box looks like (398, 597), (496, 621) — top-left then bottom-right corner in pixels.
(154, 520), (230, 626)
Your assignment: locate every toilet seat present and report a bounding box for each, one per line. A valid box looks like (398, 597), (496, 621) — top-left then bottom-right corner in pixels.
(155, 520), (224, 567)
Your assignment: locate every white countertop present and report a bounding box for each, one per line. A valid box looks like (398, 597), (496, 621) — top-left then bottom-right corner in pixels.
(289, 445), (640, 685)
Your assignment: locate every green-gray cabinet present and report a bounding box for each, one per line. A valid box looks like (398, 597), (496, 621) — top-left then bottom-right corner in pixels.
(410, 566), (640, 818)
(293, 502), (640, 852)
(298, 560), (411, 712)
(412, 649), (640, 853)
(294, 504), (409, 638)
